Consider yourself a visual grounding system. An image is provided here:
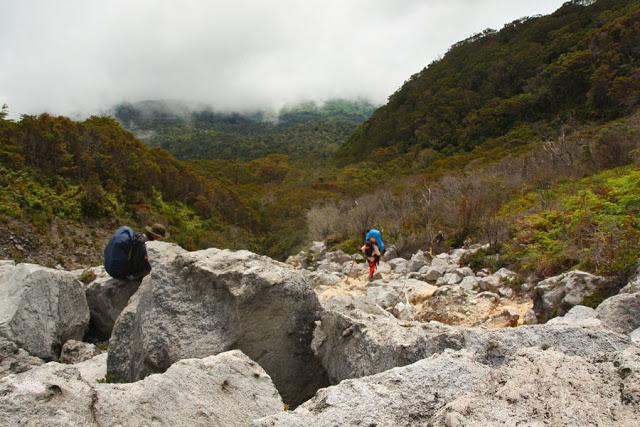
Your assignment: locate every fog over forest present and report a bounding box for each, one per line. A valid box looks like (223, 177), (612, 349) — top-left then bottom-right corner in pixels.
(1, 0), (565, 117)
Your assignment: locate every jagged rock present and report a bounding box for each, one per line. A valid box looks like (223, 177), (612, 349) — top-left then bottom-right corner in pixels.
(595, 292), (640, 334)
(60, 340), (100, 364)
(83, 268), (141, 341)
(494, 267), (519, 283)
(497, 286), (513, 298)
(311, 311), (465, 383)
(547, 305), (601, 328)
(459, 275), (479, 292)
(255, 350), (490, 427)
(0, 263), (89, 360)
(387, 258), (409, 274)
(324, 250), (351, 265)
(366, 285), (402, 309)
(403, 279), (437, 304)
(455, 266), (474, 277)
(312, 309), (631, 383)
(316, 261), (342, 274)
(430, 347), (640, 426)
(476, 269), (490, 278)
(533, 270), (612, 323)
(0, 336), (43, 379)
(342, 262), (365, 278)
(107, 246), (327, 405)
(523, 309), (538, 325)
(391, 302), (417, 321)
(0, 350), (283, 427)
(430, 256), (450, 272)
(478, 274), (501, 292)
(383, 245), (399, 260)
(96, 351), (283, 426)
(437, 272), (462, 286)
(422, 266), (444, 282)
(307, 271), (341, 287)
(75, 353), (107, 383)
(409, 250), (429, 272)
(631, 328), (640, 345)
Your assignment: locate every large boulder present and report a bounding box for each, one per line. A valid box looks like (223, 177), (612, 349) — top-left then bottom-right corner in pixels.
(409, 250), (429, 272)
(0, 263), (89, 360)
(107, 245), (328, 405)
(83, 268), (142, 341)
(312, 309), (631, 383)
(0, 350), (283, 426)
(533, 270), (613, 323)
(0, 336), (43, 379)
(429, 347), (640, 426)
(595, 292), (640, 335)
(258, 347), (640, 427)
(387, 258), (409, 274)
(311, 311), (465, 383)
(96, 351), (283, 426)
(256, 350), (490, 427)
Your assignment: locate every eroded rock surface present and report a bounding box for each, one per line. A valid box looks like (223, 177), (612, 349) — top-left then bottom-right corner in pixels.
(0, 263), (89, 360)
(108, 245), (327, 405)
(312, 309), (631, 383)
(430, 347), (640, 426)
(83, 268), (141, 341)
(533, 270), (613, 323)
(60, 340), (101, 364)
(257, 345), (640, 426)
(0, 350), (283, 427)
(255, 350), (490, 427)
(595, 291), (640, 335)
(0, 336), (43, 379)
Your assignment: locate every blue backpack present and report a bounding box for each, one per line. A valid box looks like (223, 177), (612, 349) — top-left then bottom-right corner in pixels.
(104, 226), (135, 279)
(365, 229), (385, 252)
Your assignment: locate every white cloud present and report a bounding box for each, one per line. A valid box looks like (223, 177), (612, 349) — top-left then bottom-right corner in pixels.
(0, 0), (566, 117)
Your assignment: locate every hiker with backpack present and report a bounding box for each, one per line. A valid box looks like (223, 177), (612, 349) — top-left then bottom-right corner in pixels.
(360, 228), (385, 281)
(104, 223), (168, 280)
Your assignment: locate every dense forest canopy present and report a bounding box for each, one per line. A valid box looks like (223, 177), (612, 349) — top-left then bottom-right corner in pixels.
(338, 0), (640, 163)
(112, 99), (376, 161)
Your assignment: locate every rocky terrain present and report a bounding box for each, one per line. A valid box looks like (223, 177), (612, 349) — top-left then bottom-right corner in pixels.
(0, 241), (639, 425)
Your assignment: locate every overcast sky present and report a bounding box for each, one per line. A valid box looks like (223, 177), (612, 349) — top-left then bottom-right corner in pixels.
(0, 0), (567, 117)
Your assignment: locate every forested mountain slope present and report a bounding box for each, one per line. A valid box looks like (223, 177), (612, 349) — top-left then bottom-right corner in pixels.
(112, 99), (376, 161)
(338, 0), (640, 163)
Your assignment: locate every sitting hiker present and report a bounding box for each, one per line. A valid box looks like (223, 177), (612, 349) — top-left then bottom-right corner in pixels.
(104, 223), (168, 280)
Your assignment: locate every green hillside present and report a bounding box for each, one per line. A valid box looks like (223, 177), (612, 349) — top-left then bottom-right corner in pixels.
(113, 99), (376, 161)
(2, 0), (639, 283)
(338, 0), (640, 163)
